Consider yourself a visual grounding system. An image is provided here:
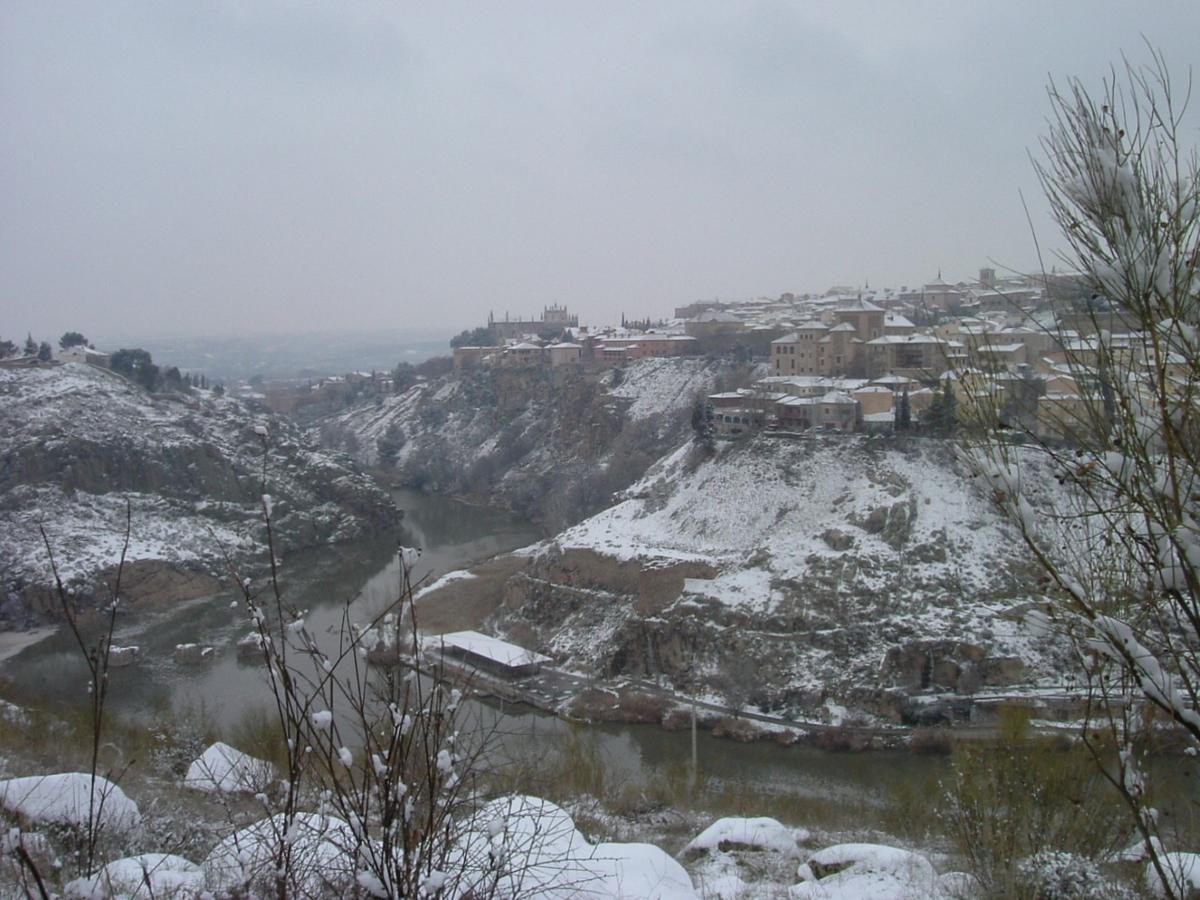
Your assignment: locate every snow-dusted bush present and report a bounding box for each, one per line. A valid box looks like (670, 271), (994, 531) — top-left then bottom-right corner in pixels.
(1017, 850), (1137, 900)
(958, 49), (1200, 896)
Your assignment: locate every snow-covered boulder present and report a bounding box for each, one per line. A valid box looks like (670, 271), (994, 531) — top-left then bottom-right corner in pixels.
(173, 643), (214, 664)
(452, 795), (696, 899)
(0, 773), (141, 834)
(183, 742), (276, 794)
(0, 698), (29, 725)
(683, 816), (806, 857)
(65, 853), (202, 899)
(202, 812), (360, 895)
(236, 631), (264, 659)
(792, 843), (938, 898)
(586, 841), (696, 899)
(108, 646), (140, 667)
(1145, 851), (1200, 897)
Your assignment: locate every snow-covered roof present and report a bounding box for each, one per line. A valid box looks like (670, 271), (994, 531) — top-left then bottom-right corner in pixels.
(771, 333), (799, 344)
(818, 391), (856, 404)
(508, 342), (542, 351)
(867, 334), (944, 345)
(828, 322), (858, 333)
(546, 342), (582, 349)
(836, 297), (884, 312)
(432, 630), (551, 668)
(693, 310), (741, 323)
(979, 343), (1026, 354)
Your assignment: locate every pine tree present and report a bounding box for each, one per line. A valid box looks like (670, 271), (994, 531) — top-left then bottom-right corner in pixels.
(23, 333), (37, 356)
(895, 389), (912, 430)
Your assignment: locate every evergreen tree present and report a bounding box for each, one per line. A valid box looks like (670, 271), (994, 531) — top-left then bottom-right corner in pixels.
(895, 389), (912, 430)
(376, 423), (406, 467)
(0, 338), (16, 359)
(925, 379), (957, 434)
(59, 331), (88, 349)
(23, 333), (36, 356)
(37, 341), (52, 362)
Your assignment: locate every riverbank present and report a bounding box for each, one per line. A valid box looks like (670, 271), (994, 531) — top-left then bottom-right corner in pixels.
(0, 625), (57, 664)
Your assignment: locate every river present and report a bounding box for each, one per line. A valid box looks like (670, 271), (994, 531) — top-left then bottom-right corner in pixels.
(0, 489), (962, 824)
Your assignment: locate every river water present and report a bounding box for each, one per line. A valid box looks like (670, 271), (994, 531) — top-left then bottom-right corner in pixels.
(1, 489), (953, 821)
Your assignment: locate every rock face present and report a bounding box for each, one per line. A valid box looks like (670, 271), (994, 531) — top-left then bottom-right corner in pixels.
(315, 357), (748, 530)
(0, 364), (398, 624)
(486, 434), (1070, 723)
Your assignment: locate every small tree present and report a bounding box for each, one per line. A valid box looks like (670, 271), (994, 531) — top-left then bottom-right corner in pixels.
(961, 50), (1199, 896)
(36, 341), (52, 362)
(23, 333), (37, 356)
(376, 422), (406, 468)
(0, 337), (17, 358)
(392, 361), (417, 393)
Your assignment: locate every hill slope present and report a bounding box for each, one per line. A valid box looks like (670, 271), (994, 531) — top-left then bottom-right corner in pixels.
(0, 364), (398, 622)
(487, 433), (1068, 724)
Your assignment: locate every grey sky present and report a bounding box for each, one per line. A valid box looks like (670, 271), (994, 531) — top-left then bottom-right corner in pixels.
(3, 2), (1198, 339)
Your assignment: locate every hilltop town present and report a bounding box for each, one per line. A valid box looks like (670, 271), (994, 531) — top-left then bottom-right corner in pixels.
(425, 265), (1124, 444)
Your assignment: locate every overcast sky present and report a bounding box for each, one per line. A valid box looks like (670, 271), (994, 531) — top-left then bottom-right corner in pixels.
(3, 2), (1198, 339)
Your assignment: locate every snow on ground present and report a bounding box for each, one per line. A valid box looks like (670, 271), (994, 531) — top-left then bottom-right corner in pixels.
(414, 569), (478, 600)
(606, 358), (725, 421)
(65, 853), (203, 899)
(556, 437), (1015, 585)
(2, 485), (255, 587)
(531, 433), (1071, 697)
(0, 363), (392, 595)
(0, 773), (142, 833)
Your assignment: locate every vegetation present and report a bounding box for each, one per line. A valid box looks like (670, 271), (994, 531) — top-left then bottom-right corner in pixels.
(59, 331), (89, 349)
(960, 50), (1200, 896)
(938, 710), (1131, 898)
(449, 326), (493, 348)
(110, 348), (161, 391)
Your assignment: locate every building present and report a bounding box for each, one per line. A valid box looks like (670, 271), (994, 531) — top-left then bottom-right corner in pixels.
(56, 346), (111, 368)
(546, 342), (583, 366)
(453, 346), (502, 369)
(430, 631), (551, 678)
(488, 305), (578, 342)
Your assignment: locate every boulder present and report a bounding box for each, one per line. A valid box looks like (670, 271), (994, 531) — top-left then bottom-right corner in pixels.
(108, 645), (140, 667)
(174, 643), (215, 664)
(184, 742), (276, 794)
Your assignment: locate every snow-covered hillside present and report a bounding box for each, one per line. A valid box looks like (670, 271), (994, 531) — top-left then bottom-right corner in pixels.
(0, 364), (397, 616)
(495, 433), (1069, 723)
(317, 357), (748, 530)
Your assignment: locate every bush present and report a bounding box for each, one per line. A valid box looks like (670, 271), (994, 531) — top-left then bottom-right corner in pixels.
(939, 709), (1127, 897)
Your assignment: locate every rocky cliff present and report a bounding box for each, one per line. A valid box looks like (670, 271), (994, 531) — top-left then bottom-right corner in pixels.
(0, 364), (398, 624)
(317, 357), (749, 531)
(479, 434), (1070, 725)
